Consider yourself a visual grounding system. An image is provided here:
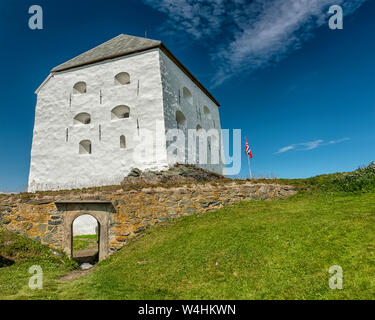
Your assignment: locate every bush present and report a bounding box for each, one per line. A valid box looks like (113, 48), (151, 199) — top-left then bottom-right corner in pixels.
(309, 162), (375, 193)
(331, 162), (375, 192)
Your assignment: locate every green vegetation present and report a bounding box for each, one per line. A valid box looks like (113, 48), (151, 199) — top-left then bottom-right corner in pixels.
(73, 235), (98, 251)
(0, 164), (375, 299)
(310, 162), (375, 193)
(257, 162), (375, 194)
(0, 228), (76, 299)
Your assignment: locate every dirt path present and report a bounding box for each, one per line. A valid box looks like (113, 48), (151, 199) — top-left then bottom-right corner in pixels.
(59, 268), (93, 282)
(59, 247), (99, 282)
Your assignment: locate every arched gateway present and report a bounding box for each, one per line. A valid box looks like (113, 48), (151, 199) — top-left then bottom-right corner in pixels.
(55, 200), (114, 261)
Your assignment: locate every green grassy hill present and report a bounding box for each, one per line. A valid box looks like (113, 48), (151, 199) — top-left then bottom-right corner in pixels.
(0, 228), (76, 299)
(1, 164), (375, 300)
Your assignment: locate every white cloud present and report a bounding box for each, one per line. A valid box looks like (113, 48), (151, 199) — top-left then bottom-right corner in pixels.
(143, 0), (368, 86)
(277, 145), (296, 153)
(276, 137), (350, 154)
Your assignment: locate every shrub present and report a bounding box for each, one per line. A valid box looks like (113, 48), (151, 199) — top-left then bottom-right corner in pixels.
(307, 162), (375, 193)
(330, 162), (375, 192)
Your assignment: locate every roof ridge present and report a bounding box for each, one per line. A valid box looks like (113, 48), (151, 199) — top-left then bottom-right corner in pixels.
(51, 34), (161, 73)
(118, 33), (161, 42)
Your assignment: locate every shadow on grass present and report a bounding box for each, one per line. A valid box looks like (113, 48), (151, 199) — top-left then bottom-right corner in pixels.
(0, 255), (15, 268)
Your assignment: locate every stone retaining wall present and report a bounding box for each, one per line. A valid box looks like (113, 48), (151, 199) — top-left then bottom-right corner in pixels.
(0, 182), (297, 259)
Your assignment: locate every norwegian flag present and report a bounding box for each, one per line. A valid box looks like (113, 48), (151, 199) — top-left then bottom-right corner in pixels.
(245, 139), (253, 159)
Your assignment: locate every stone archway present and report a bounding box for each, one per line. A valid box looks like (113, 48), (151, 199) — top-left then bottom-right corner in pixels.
(55, 201), (113, 261)
(71, 214), (100, 263)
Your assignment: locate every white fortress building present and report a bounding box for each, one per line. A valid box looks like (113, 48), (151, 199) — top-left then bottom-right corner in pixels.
(28, 34), (224, 192)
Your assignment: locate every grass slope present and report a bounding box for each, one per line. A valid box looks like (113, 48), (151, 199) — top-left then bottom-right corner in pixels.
(56, 193), (375, 300)
(0, 228), (76, 299)
(1, 163), (375, 300)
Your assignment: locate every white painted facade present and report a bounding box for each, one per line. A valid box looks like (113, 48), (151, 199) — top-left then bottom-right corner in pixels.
(160, 51), (223, 174)
(28, 46), (223, 192)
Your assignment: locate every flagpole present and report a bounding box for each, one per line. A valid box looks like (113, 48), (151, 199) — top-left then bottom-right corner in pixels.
(247, 152), (253, 180)
(245, 136), (253, 180)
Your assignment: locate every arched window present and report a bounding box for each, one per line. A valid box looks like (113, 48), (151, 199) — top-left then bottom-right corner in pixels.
(203, 106), (212, 120)
(111, 105), (130, 120)
(120, 135), (126, 149)
(176, 110), (186, 129)
(79, 140), (92, 154)
(73, 81), (87, 95)
(114, 72), (130, 86)
(74, 112), (91, 125)
(183, 87), (193, 105)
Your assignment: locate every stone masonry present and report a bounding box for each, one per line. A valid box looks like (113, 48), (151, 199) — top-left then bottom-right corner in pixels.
(0, 182), (297, 260)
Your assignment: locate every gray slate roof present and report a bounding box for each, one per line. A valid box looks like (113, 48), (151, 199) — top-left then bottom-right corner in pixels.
(52, 34), (161, 72)
(50, 34), (220, 106)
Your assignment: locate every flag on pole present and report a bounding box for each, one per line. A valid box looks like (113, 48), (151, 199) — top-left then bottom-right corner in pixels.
(245, 139), (253, 159)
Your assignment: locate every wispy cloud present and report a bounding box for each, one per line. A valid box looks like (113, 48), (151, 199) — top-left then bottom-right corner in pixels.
(143, 0), (368, 86)
(276, 137), (350, 154)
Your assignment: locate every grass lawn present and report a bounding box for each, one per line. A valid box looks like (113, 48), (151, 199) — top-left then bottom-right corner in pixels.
(1, 191), (375, 299)
(73, 235), (98, 251)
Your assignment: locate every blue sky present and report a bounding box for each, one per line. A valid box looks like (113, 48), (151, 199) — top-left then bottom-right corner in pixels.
(0, 0), (374, 192)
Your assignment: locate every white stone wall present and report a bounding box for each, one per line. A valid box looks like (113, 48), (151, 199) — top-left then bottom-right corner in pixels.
(28, 49), (169, 192)
(28, 48), (224, 192)
(159, 51), (224, 174)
